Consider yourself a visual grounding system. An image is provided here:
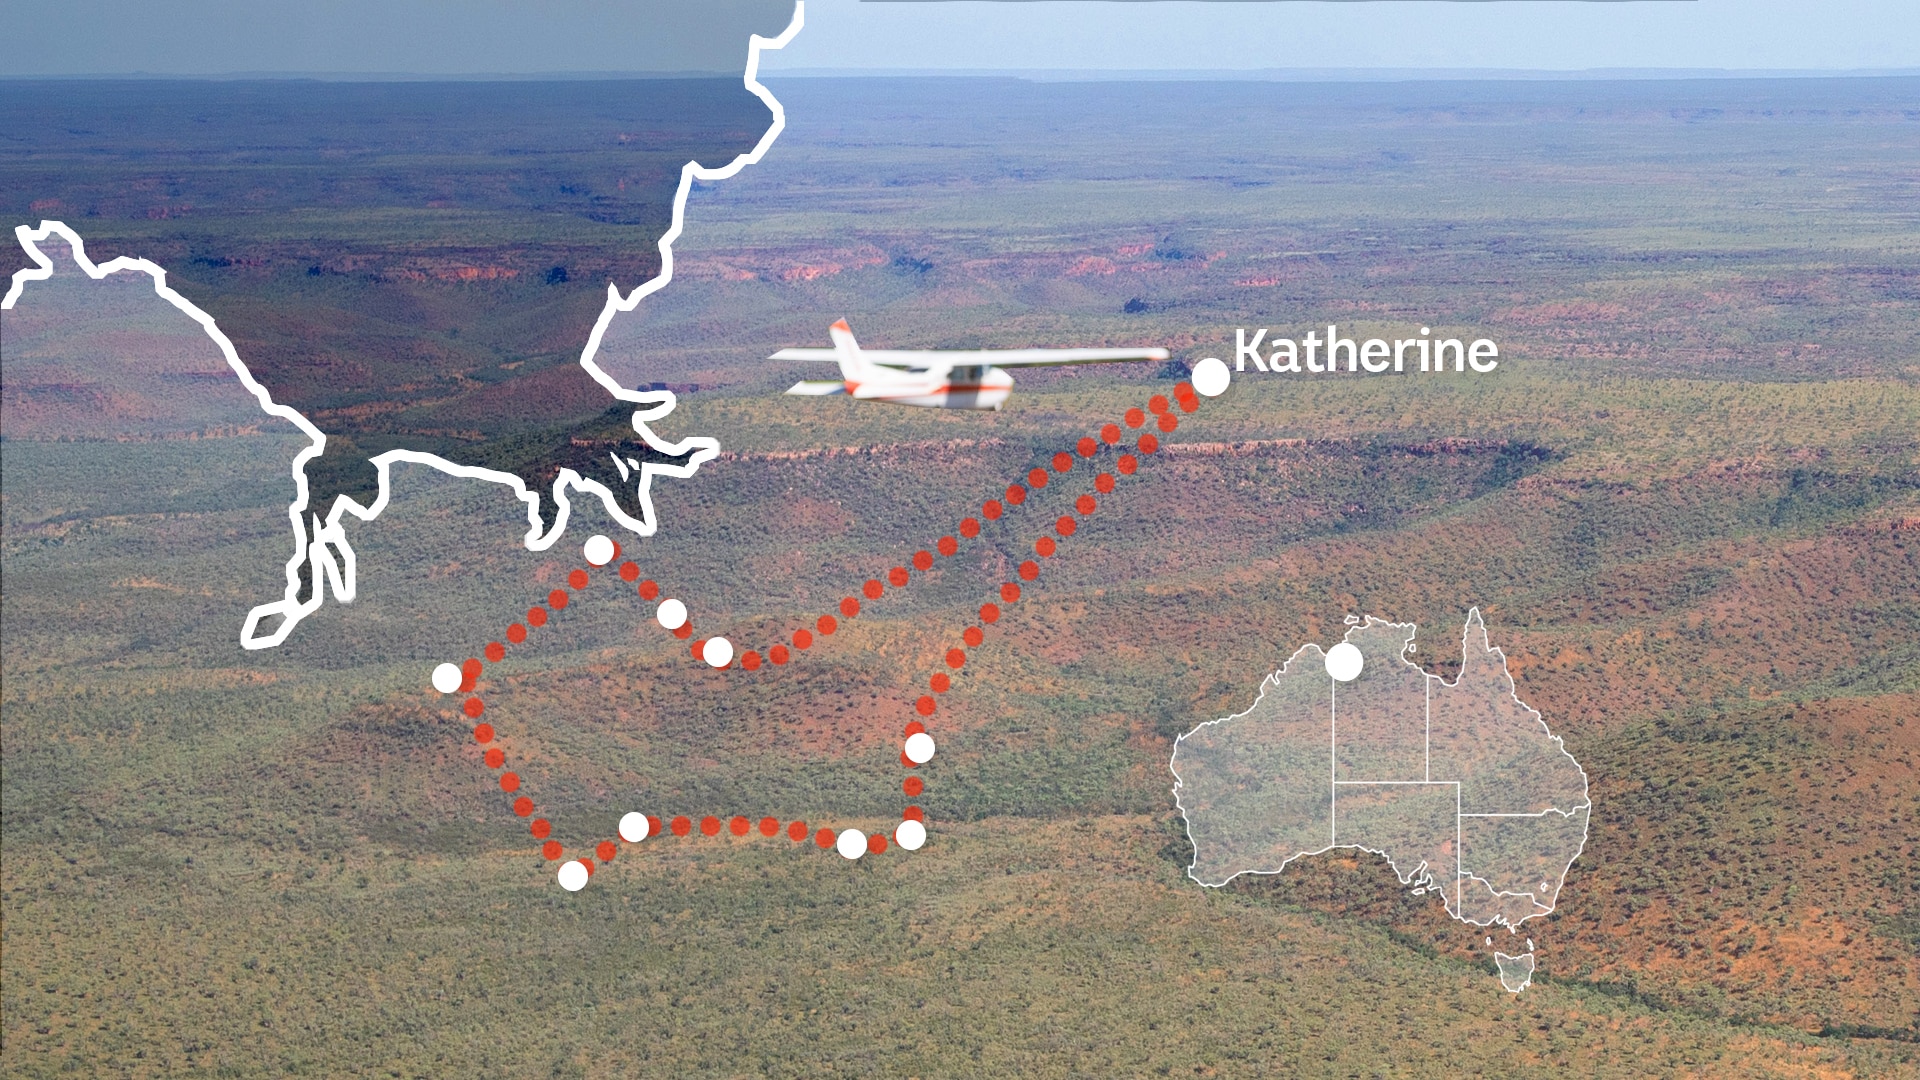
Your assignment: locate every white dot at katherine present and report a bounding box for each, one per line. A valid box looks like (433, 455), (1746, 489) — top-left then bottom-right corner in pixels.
(556, 860), (589, 891)
(836, 828), (866, 860)
(703, 636), (734, 668)
(904, 731), (936, 764)
(1325, 641), (1364, 683)
(1190, 356), (1230, 398)
(430, 662), (463, 695)
(895, 818), (927, 851)
(619, 812), (651, 843)
(656, 598), (688, 630)
(582, 534), (615, 566)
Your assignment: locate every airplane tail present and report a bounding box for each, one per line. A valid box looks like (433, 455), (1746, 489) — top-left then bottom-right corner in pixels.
(828, 318), (872, 386)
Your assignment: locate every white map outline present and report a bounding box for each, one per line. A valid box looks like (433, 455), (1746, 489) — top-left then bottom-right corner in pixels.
(1169, 609), (1591, 933)
(1, 0), (805, 650)
(1494, 949), (1537, 993)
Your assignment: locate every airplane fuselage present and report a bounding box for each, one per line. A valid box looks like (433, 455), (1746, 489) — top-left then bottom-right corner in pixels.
(777, 320), (1167, 411)
(846, 365), (1014, 410)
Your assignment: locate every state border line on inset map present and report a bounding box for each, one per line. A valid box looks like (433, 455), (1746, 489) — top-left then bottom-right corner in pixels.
(1174, 613), (1592, 933)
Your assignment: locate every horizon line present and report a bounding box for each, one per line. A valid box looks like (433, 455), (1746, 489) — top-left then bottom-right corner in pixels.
(764, 65), (1920, 82)
(4, 65), (1916, 83)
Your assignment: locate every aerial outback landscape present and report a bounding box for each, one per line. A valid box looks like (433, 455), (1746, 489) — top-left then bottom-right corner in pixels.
(0, 42), (796, 655)
(2, 74), (1916, 1075)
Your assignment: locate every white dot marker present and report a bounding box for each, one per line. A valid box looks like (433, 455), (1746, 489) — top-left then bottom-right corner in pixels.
(656, 598), (688, 630)
(895, 818), (927, 851)
(556, 860), (589, 891)
(1325, 641), (1364, 683)
(582, 534), (615, 566)
(836, 828), (867, 860)
(619, 812), (651, 843)
(904, 731), (936, 764)
(431, 662), (463, 694)
(1190, 356), (1231, 398)
(703, 636), (734, 668)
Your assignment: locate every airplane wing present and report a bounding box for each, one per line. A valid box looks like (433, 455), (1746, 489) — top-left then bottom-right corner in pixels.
(785, 380), (847, 396)
(769, 346), (1167, 369)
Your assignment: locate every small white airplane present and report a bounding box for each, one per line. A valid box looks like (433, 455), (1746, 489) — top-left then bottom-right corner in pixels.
(776, 319), (1169, 410)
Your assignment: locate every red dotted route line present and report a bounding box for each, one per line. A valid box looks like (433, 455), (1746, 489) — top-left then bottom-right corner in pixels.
(446, 381), (1207, 883)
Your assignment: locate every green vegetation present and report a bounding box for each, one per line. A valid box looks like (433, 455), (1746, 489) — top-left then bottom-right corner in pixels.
(4, 75), (1918, 1076)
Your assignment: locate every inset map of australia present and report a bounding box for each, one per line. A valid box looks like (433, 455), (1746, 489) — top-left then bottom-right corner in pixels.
(1172, 610), (1590, 945)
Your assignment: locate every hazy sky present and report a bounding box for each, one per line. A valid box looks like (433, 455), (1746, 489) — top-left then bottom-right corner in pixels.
(769, 0), (1920, 73)
(0, 0), (796, 76)
(3, 0), (1914, 76)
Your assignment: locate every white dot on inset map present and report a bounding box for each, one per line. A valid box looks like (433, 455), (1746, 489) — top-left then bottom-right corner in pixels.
(1191, 356), (1230, 397)
(904, 731), (936, 764)
(703, 636), (734, 668)
(656, 598), (688, 630)
(1325, 642), (1364, 682)
(895, 818), (927, 851)
(431, 663), (463, 694)
(836, 828), (866, 860)
(556, 860), (589, 891)
(582, 534), (615, 566)
(619, 812), (650, 843)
